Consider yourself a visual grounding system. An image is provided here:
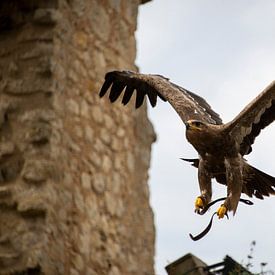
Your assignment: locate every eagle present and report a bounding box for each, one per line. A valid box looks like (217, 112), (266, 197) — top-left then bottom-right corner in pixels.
(99, 70), (275, 219)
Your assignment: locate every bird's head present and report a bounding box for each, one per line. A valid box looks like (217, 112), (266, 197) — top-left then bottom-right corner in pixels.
(185, 120), (206, 131)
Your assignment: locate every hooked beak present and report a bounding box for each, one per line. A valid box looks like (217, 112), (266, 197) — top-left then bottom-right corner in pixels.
(185, 122), (190, 130)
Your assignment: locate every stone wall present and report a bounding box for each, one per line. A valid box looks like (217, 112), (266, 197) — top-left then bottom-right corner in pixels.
(0, 1), (155, 274)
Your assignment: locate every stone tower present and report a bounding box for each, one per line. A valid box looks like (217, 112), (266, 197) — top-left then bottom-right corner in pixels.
(0, 0), (155, 274)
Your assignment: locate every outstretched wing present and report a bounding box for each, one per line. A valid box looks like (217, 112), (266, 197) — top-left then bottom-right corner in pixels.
(99, 70), (222, 125)
(224, 81), (275, 155)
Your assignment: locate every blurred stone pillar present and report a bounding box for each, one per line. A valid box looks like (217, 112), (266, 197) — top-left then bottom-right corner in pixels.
(0, 0), (155, 274)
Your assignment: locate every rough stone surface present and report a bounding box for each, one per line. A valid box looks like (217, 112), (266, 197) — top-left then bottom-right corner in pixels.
(0, 0), (154, 274)
(33, 8), (60, 25)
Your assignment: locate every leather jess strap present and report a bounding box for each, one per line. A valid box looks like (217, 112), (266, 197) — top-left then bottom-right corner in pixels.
(189, 197), (253, 241)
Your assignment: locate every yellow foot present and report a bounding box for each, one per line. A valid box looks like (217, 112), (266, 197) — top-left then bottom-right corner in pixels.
(217, 205), (227, 219)
(194, 196), (204, 212)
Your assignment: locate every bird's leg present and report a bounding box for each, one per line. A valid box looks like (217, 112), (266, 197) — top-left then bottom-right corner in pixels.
(195, 159), (212, 213)
(217, 156), (243, 219)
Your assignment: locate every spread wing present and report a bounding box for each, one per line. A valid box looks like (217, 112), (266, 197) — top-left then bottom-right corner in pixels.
(224, 81), (275, 155)
(99, 70), (222, 125)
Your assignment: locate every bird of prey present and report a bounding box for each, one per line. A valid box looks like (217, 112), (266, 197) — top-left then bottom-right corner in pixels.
(99, 70), (275, 218)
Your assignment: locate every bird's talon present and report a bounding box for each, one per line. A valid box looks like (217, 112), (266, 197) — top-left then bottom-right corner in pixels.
(195, 196), (204, 211)
(217, 205), (227, 219)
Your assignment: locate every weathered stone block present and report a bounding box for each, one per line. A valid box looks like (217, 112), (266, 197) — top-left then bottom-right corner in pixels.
(1, 78), (54, 95)
(124, 0), (139, 25)
(73, 31), (88, 50)
(89, 1), (110, 42)
(26, 121), (51, 144)
(69, 0), (87, 17)
(84, 125), (94, 142)
(91, 105), (104, 124)
(17, 26), (54, 43)
(33, 8), (60, 25)
(0, 186), (12, 198)
(35, 57), (55, 76)
(20, 43), (53, 60)
(108, 265), (120, 275)
(100, 128), (111, 145)
(20, 109), (55, 124)
(92, 173), (106, 194)
(7, 61), (19, 76)
(72, 253), (84, 272)
(0, 157), (24, 183)
(0, 142), (15, 160)
(17, 196), (47, 217)
(0, 249), (21, 270)
(22, 160), (50, 184)
(81, 172), (91, 190)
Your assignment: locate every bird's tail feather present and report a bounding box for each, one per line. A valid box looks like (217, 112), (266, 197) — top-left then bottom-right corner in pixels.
(243, 163), (275, 199)
(180, 158), (199, 168)
(180, 157), (275, 199)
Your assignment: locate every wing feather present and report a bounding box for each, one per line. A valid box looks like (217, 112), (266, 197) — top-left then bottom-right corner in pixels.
(147, 89), (157, 107)
(109, 81), (125, 102)
(224, 81), (275, 155)
(99, 75), (113, 97)
(99, 70), (222, 125)
(135, 89), (146, 108)
(122, 85), (135, 105)
(243, 163), (275, 199)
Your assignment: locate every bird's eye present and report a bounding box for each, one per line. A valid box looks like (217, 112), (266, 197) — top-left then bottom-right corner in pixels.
(194, 121), (201, 127)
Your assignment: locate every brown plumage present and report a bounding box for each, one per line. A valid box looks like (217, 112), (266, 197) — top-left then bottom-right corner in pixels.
(99, 70), (275, 216)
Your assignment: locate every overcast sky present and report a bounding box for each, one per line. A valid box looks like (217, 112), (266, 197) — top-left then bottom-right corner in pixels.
(136, 1), (275, 274)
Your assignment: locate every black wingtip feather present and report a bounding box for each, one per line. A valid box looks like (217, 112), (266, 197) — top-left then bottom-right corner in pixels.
(147, 88), (158, 107)
(99, 74), (114, 98)
(122, 85), (135, 105)
(135, 90), (145, 108)
(109, 81), (125, 102)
